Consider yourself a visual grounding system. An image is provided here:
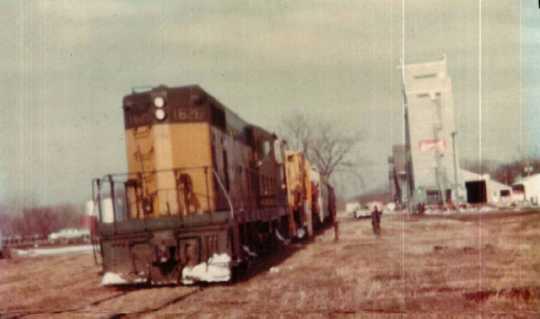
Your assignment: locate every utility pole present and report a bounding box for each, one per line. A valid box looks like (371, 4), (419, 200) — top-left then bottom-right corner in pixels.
(451, 131), (458, 202)
(399, 60), (414, 204)
(432, 93), (446, 203)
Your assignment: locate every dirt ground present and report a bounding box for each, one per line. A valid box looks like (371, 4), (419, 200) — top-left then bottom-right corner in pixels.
(1, 211), (539, 319)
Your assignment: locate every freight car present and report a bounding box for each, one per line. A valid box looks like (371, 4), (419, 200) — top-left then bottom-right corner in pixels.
(92, 85), (335, 285)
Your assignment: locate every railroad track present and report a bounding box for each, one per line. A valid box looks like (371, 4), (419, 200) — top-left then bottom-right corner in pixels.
(0, 235), (313, 318)
(2, 285), (205, 319)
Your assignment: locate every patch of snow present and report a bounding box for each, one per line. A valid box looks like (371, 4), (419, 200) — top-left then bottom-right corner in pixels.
(101, 272), (128, 285)
(425, 208), (439, 215)
(269, 267), (280, 274)
(456, 206), (499, 214)
(48, 228), (90, 241)
(242, 245), (258, 258)
(479, 206), (494, 213)
(182, 253), (232, 284)
(16, 245), (94, 257)
(275, 230), (290, 245)
(296, 227), (306, 239)
(208, 253), (231, 266)
(101, 272), (146, 285)
(13, 249), (30, 256)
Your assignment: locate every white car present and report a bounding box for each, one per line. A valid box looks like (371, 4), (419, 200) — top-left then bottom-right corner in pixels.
(353, 205), (372, 218)
(48, 228), (90, 244)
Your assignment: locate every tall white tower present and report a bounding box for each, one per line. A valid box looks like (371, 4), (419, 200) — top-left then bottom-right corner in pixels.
(402, 56), (460, 204)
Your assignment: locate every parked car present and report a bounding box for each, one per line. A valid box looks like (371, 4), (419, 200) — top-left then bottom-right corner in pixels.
(353, 204), (372, 218)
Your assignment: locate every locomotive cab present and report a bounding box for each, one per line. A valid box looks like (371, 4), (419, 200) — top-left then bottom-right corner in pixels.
(95, 86), (240, 285)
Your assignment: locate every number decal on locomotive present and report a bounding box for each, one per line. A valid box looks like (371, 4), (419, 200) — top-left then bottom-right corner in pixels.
(127, 112), (154, 128)
(174, 109), (206, 122)
(125, 108), (208, 128)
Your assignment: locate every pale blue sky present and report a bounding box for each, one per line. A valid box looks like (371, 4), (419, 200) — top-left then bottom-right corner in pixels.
(0, 0), (534, 207)
(524, 0), (540, 157)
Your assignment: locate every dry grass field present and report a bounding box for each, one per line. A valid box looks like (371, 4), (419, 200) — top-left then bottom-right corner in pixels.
(1, 210), (539, 318)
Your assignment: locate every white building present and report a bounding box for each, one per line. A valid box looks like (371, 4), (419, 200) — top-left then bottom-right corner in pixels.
(461, 169), (512, 206)
(512, 174), (540, 205)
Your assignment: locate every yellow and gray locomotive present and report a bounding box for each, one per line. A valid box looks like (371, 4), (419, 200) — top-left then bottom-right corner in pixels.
(92, 85), (335, 285)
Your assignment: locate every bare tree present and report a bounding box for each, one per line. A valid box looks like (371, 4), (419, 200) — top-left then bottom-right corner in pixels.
(281, 111), (363, 185)
(29, 207), (59, 238)
(309, 121), (360, 180)
(0, 212), (14, 234)
(6, 203), (83, 238)
(282, 112), (312, 155)
(460, 157), (540, 185)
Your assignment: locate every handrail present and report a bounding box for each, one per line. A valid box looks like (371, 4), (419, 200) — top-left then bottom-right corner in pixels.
(94, 166), (240, 221)
(99, 166), (211, 180)
(212, 169), (235, 221)
(98, 164), (266, 181)
(91, 179), (100, 266)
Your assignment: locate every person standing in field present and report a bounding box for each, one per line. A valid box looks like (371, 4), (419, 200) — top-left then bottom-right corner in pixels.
(371, 205), (381, 236)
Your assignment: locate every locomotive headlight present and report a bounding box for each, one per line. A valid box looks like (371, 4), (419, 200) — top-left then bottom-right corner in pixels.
(153, 96), (165, 108)
(155, 109), (166, 121)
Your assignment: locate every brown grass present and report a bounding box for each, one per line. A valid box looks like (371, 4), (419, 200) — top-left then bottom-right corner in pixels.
(0, 210), (539, 318)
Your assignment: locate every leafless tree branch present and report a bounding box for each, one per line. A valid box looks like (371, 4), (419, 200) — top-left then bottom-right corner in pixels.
(281, 111), (363, 188)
